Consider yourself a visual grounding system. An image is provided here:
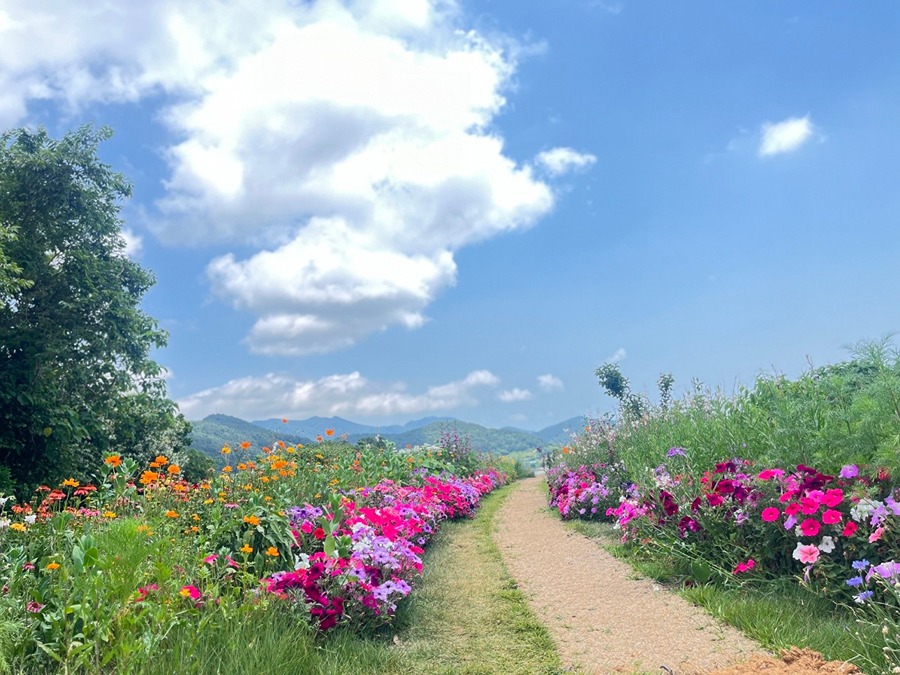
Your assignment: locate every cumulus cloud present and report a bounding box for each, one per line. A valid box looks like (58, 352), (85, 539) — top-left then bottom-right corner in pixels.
(604, 347), (627, 364)
(759, 115), (813, 157)
(120, 228), (143, 258)
(537, 374), (563, 391)
(177, 368), (499, 420)
(0, 1), (580, 355)
(534, 147), (597, 175)
(497, 388), (533, 403)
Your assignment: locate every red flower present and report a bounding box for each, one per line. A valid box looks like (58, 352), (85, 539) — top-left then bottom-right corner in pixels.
(314, 527), (326, 540)
(842, 521), (858, 537)
(799, 518), (821, 537)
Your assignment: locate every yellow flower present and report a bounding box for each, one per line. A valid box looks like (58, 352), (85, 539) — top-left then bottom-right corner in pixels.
(165, 510), (179, 519)
(191, 513), (200, 522)
(62, 478), (79, 488)
(203, 498), (214, 505)
(222, 466), (233, 473)
(45, 562), (60, 571)
(240, 544), (253, 554)
(103, 511), (117, 519)
(221, 445), (231, 455)
(266, 546), (279, 557)
(243, 515), (260, 526)
(10, 523), (26, 532)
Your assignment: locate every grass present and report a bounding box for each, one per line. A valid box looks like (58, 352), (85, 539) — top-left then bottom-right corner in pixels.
(564, 518), (889, 672)
(393, 484), (563, 674)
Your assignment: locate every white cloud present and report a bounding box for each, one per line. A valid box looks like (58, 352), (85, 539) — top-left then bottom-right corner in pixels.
(759, 115), (813, 157)
(534, 147), (597, 176)
(605, 347), (627, 364)
(0, 1), (578, 354)
(537, 374), (564, 391)
(497, 388), (533, 402)
(177, 368), (499, 420)
(120, 228), (143, 258)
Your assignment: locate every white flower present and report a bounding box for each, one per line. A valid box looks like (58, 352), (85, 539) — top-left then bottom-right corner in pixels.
(851, 498), (880, 523)
(819, 536), (835, 553)
(0, 496), (9, 507)
(0, 518), (9, 529)
(24, 514), (36, 525)
(293, 552), (310, 570)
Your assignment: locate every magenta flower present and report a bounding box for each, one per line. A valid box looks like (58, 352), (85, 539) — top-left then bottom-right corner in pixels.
(793, 543), (820, 564)
(821, 509), (842, 525)
(26, 601), (44, 613)
(839, 465), (859, 479)
(733, 558), (756, 574)
(799, 518), (821, 537)
(822, 489), (844, 508)
(761, 507), (780, 522)
(179, 585), (202, 600)
(758, 469), (784, 480)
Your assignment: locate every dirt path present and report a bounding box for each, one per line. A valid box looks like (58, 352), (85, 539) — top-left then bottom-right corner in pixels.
(493, 477), (764, 674)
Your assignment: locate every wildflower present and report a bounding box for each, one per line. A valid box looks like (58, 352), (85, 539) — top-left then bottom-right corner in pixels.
(104, 455), (122, 467)
(839, 465), (859, 479)
(167, 464), (181, 475)
(221, 445), (231, 454)
(761, 507), (780, 522)
(316, 435), (323, 443)
(240, 544), (253, 554)
(870, 527), (885, 543)
(243, 515), (261, 526)
(314, 527), (326, 540)
(846, 576), (864, 587)
(24, 514), (36, 525)
(667, 447), (686, 457)
(203, 554), (218, 565)
(222, 466), (233, 473)
(165, 510), (179, 519)
(733, 559), (755, 574)
(45, 562), (60, 571)
(140, 470), (160, 485)
(266, 546), (279, 557)
(853, 559), (871, 570)
(325, 429), (334, 437)
(854, 590), (874, 603)
(103, 511), (117, 519)
(758, 469), (784, 480)
(26, 602), (44, 613)
(241, 441), (252, 449)
(10, 523), (26, 532)
(62, 478), (79, 488)
(135, 583), (159, 602)
(179, 585), (201, 600)
(799, 519), (821, 537)
(793, 543), (820, 564)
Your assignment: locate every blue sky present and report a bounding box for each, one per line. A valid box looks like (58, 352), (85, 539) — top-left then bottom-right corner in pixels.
(3, 1), (899, 429)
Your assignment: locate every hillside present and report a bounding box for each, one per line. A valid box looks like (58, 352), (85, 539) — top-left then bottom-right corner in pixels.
(252, 415), (454, 438)
(188, 414), (315, 461)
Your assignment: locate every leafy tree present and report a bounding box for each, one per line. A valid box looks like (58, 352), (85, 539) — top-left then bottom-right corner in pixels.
(0, 125), (189, 493)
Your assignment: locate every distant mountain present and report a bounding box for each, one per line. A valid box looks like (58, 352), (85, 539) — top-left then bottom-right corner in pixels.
(190, 413), (577, 459)
(188, 414), (314, 462)
(252, 415), (456, 439)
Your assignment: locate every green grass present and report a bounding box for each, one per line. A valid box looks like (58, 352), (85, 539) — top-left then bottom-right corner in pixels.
(392, 484), (563, 674)
(565, 517), (889, 673)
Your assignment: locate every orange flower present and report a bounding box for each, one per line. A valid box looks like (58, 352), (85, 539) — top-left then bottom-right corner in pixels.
(140, 470), (160, 485)
(165, 510), (179, 518)
(316, 435), (323, 442)
(281, 418), (288, 423)
(104, 455), (122, 467)
(240, 441), (252, 449)
(561, 446), (571, 455)
(266, 546), (279, 557)
(222, 465), (233, 473)
(62, 478), (79, 488)
(167, 464), (181, 475)
(325, 428), (334, 437)
(243, 515), (260, 526)
(154, 455), (168, 466)
(45, 562), (61, 571)
(240, 544), (253, 554)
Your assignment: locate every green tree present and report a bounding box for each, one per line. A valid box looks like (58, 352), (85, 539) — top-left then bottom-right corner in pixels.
(0, 125), (189, 493)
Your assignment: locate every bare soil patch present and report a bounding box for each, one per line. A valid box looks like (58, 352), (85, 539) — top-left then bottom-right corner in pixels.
(493, 477), (764, 674)
(706, 647), (861, 674)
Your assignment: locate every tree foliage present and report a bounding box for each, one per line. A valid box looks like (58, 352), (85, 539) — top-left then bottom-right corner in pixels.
(0, 125), (189, 493)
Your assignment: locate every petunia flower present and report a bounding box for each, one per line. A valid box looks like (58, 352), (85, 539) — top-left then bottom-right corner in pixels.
(839, 465), (859, 479)
(800, 518), (821, 537)
(761, 507), (780, 522)
(793, 543), (820, 564)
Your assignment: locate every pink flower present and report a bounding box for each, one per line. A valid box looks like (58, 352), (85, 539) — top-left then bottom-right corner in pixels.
(799, 497), (820, 515)
(784, 502), (801, 516)
(822, 489), (844, 508)
(793, 543), (820, 564)
(733, 558), (756, 574)
(806, 490), (825, 504)
(821, 509), (842, 525)
(26, 601), (44, 613)
(843, 521), (858, 537)
(179, 585), (201, 600)
(869, 527), (885, 543)
(706, 494), (724, 507)
(758, 469), (784, 480)
(203, 554), (218, 565)
(761, 507), (781, 522)
(300, 521), (314, 535)
(799, 519), (821, 537)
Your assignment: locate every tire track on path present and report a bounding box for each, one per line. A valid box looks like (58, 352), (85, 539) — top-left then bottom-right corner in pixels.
(493, 477), (765, 674)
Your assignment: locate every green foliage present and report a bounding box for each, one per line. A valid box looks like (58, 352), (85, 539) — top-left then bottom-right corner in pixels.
(186, 414), (313, 465)
(0, 126), (188, 494)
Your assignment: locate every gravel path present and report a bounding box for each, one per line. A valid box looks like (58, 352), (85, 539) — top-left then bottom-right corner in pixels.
(493, 477), (765, 674)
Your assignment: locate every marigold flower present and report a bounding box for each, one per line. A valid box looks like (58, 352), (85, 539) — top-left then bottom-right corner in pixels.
(266, 546), (279, 557)
(167, 464), (181, 475)
(140, 470), (160, 485)
(154, 455), (168, 466)
(104, 455), (122, 467)
(103, 511), (117, 519)
(45, 562), (60, 571)
(165, 510), (179, 519)
(240, 441), (252, 449)
(325, 428), (334, 437)
(243, 515), (260, 526)
(240, 544), (253, 554)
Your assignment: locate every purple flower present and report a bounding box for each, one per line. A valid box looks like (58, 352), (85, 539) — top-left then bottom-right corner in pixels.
(839, 465), (859, 479)
(845, 576), (864, 587)
(852, 559), (870, 570)
(854, 590), (874, 603)
(667, 447), (687, 458)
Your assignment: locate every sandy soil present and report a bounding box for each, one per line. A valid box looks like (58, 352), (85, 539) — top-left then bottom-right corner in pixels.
(492, 478), (861, 675)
